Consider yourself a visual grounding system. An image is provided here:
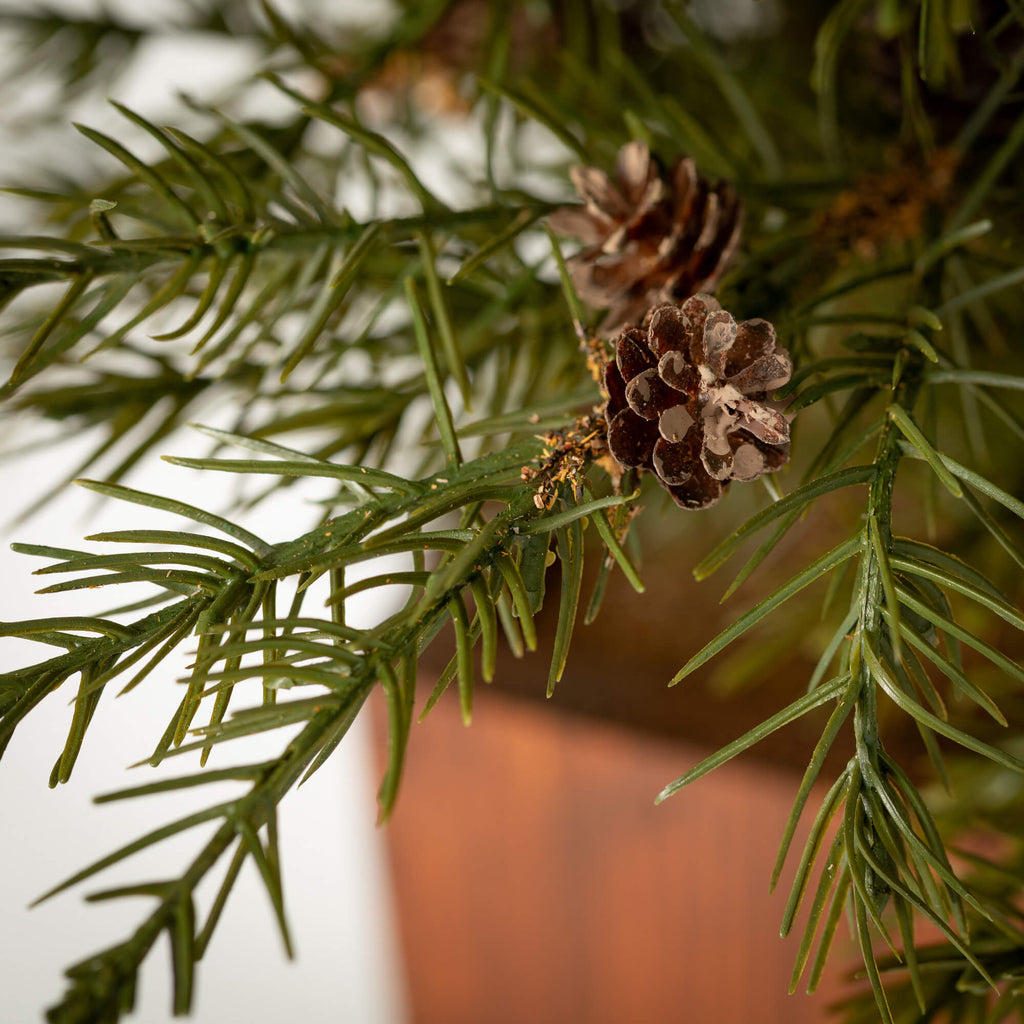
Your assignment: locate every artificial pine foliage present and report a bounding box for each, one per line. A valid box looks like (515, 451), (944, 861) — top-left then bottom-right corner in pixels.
(1, 1), (1023, 1021)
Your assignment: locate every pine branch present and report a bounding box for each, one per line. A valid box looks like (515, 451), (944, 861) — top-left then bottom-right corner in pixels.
(4, 425), (642, 1017)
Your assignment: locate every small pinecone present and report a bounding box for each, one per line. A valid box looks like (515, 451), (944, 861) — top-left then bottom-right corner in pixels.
(604, 295), (792, 510)
(548, 141), (743, 337)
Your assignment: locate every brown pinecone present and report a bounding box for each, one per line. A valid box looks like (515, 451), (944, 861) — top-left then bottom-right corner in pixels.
(548, 142), (743, 337)
(604, 295), (792, 510)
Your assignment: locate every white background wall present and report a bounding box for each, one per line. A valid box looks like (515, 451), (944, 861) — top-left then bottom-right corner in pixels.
(0, 2), (409, 1021)
(0, 443), (409, 1024)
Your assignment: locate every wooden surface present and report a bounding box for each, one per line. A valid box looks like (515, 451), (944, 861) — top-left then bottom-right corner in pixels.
(380, 687), (852, 1024)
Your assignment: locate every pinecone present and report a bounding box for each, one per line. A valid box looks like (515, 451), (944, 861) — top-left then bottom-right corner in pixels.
(604, 295), (792, 510)
(548, 142), (743, 337)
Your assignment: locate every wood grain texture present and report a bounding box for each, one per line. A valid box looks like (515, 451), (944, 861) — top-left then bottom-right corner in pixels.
(379, 687), (852, 1024)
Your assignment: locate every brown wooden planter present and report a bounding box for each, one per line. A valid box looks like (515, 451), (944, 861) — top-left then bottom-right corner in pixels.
(381, 489), (1020, 1022)
(379, 688), (849, 1024)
